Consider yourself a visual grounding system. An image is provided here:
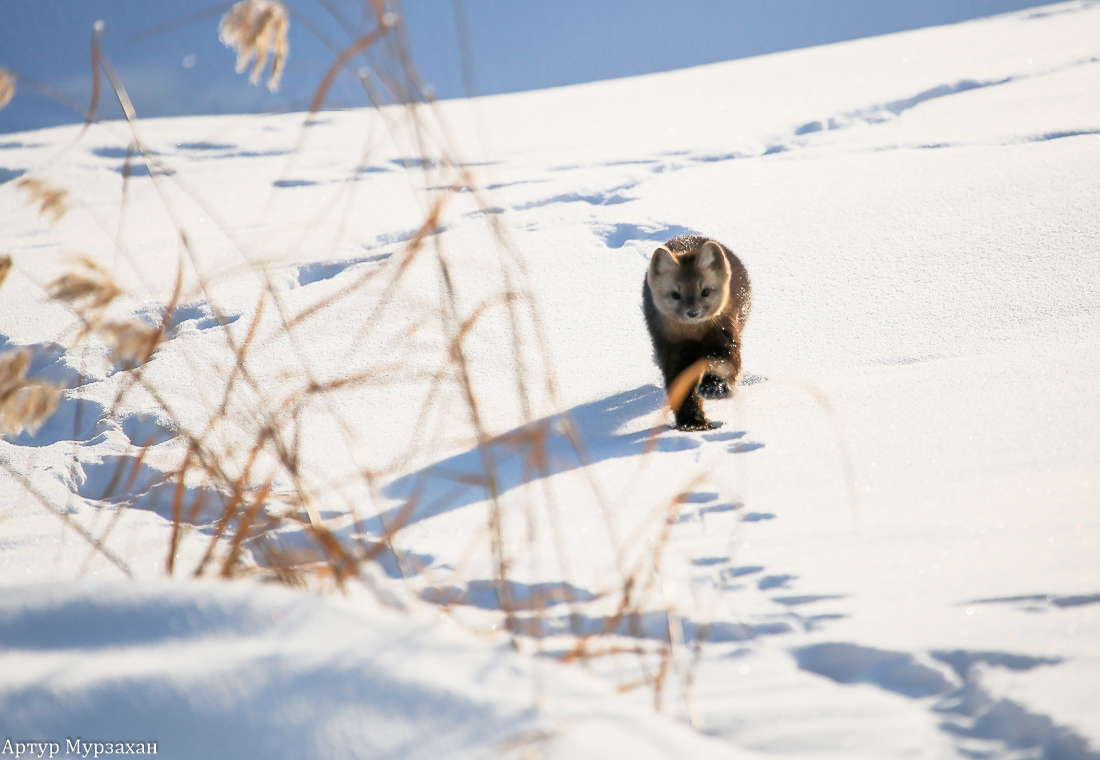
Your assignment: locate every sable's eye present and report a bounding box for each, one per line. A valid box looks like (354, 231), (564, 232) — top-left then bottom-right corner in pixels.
(701, 288), (711, 297)
(670, 292), (681, 300)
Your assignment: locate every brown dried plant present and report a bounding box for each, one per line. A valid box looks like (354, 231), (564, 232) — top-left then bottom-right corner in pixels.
(0, 350), (61, 438)
(219, 0), (290, 92)
(16, 177), (70, 225)
(99, 320), (165, 367)
(46, 255), (122, 318)
(0, 255), (11, 291)
(43, 257), (167, 369)
(0, 69), (14, 111)
(7, 0), (739, 719)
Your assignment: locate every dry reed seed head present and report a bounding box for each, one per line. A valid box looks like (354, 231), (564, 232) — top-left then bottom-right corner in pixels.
(219, 0), (289, 92)
(0, 350), (31, 401)
(15, 177), (69, 225)
(0, 350), (61, 439)
(46, 256), (123, 314)
(0, 255), (11, 291)
(99, 320), (163, 366)
(0, 69), (14, 111)
(0, 384), (61, 438)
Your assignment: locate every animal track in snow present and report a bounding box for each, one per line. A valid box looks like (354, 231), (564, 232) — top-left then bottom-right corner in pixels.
(758, 574), (796, 590)
(421, 580), (596, 611)
(77, 455), (227, 524)
(283, 252), (393, 289)
(742, 511), (776, 522)
(507, 608), (796, 644)
(773, 595), (846, 607)
(513, 183), (637, 212)
(965, 591), (1100, 612)
(532, 55), (1100, 185)
(272, 179), (319, 188)
(795, 642), (1094, 759)
(596, 222), (696, 250)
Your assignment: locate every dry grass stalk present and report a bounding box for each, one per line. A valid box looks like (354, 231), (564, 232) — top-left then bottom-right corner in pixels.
(0, 460), (132, 576)
(0, 69), (13, 111)
(219, 0), (289, 92)
(0, 350), (61, 438)
(46, 255), (122, 317)
(99, 320), (164, 367)
(0, 255), (12, 291)
(11, 2), (725, 716)
(45, 257), (167, 370)
(16, 177), (69, 225)
(303, 19), (391, 122)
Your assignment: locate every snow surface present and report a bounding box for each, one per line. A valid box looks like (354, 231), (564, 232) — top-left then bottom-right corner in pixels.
(1, 2), (1099, 758)
(0, 0), (1062, 132)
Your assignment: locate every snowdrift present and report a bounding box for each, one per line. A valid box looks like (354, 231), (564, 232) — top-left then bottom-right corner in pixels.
(1, 2), (1098, 758)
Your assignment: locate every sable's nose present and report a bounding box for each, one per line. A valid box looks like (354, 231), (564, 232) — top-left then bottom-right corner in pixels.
(686, 308), (699, 318)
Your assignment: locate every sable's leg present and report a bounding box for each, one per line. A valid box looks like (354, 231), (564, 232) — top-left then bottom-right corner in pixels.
(674, 391), (711, 431)
(660, 348), (714, 431)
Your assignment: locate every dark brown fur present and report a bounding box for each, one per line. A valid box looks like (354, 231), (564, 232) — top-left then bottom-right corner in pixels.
(642, 235), (751, 430)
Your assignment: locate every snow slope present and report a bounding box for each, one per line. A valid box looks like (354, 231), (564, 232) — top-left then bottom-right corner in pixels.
(0, 581), (738, 760)
(1, 2), (1099, 758)
(0, 0), (1063, 133)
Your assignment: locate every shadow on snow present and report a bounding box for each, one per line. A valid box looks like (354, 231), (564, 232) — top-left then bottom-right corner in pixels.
(374, 385), (762, 532)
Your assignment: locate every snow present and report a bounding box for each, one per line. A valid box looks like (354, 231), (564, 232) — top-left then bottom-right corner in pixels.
(0, 1), (1066, 133)
(1, 2), (1099, 758)
(0, 581), (742, 760)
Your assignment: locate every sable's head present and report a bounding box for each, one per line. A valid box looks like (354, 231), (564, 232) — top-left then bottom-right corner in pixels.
(646, 240), (731, 323)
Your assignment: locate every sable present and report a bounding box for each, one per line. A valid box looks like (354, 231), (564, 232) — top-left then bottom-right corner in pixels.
(642, 235), (752, 430)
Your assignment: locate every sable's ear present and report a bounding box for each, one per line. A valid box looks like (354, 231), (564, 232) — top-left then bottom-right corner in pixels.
(649, 246), (676, 277)
(698, 241), (728, 273)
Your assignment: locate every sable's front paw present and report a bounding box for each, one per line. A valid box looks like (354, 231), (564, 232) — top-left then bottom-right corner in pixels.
(676, 418), (714, 432)
(675, 403), (713, 431)
(698, 374), (730, 399)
